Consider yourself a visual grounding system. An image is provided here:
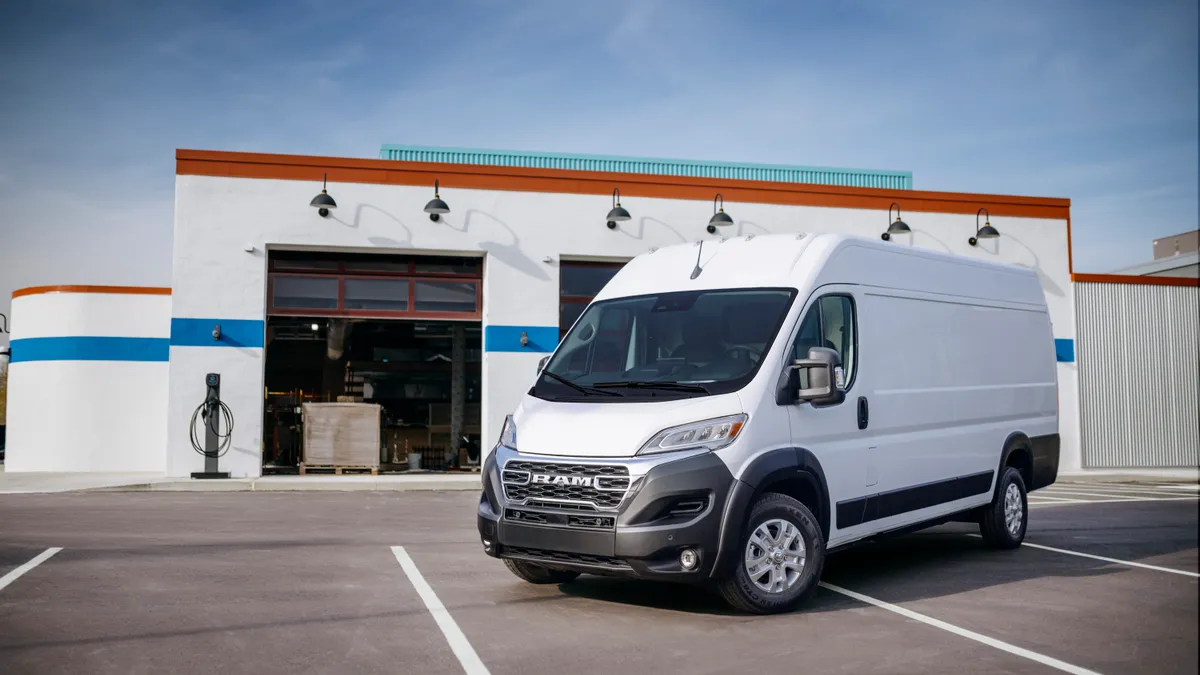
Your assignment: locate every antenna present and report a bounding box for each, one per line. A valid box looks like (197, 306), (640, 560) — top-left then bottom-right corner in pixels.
(690, 241), (704, 279)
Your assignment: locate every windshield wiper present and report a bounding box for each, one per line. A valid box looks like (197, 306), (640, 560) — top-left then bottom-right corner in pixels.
(541, 371), (623, 397)
(592, 380), (710, 394)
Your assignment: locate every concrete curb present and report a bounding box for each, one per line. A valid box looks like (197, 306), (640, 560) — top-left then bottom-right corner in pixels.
(84, 475), (484, 493)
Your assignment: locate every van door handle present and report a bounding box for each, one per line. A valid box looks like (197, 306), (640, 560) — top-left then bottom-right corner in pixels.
(857, 397), (869, 430)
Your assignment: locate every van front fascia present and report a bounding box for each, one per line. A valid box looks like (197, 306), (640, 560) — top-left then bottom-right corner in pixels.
(479, 444), (740, 581)
(479, 443), (832, 583)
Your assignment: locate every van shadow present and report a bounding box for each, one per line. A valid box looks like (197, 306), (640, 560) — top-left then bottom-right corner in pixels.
(556, 518), (1196, 616)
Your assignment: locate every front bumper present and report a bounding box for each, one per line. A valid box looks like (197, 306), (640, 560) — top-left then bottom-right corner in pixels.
(477, 445), (736, 582)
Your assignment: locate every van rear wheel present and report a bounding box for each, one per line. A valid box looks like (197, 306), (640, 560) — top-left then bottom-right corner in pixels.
(503, 558), (581, 584)
(979, 467), (1028, 548)
(717, 492), (825, 614)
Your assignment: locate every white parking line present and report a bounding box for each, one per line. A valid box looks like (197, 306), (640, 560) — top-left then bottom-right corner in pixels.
(1046, 485), (1199, 497)
(0, 548), (63, 592)
(391, 546), (490, 675)
(1028, 495), (1081, 502)
(1030, 496), (1199, 507)
(819, 582), (1103, 675)
(966, 535), (1199, 578)
(1153, 484), (1200, 491)
(1037, 489), (1141, 500)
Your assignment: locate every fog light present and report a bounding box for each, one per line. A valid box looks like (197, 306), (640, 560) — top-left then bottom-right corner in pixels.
(482, 538), (493, 552)
(680, 548), (699, 571)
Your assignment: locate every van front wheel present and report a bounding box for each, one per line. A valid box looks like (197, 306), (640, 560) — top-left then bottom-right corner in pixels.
(717, 492), (825, 614)
(979, 467), (1028, 548)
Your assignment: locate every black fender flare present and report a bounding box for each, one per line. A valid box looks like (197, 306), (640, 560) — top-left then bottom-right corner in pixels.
(994, 431), (1032, 499)
(711, 447), (830, 578)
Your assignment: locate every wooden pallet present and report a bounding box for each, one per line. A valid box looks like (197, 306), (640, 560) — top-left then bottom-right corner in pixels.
(298, 464), (379, 476)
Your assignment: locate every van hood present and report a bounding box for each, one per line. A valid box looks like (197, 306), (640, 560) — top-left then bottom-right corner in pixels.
(511, 392), (744, 458)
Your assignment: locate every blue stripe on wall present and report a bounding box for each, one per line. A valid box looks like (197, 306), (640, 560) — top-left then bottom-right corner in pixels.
(9, 336), (169, 363)
(171, 318), (265, 348)
(485, 325), (559, 353)
(1055, 338), (1075, 363)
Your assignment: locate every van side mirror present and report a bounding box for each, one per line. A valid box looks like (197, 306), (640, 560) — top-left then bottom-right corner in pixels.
(792, 347), (845, 406)
(536, 356), (550, 375)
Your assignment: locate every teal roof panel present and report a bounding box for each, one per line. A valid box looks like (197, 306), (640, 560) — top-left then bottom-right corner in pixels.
(379, 144), (912, 190)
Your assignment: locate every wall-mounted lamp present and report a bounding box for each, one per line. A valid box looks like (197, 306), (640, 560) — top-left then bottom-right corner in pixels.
(0, 312), (8, 334)
(424, 179), (450, 222)
(520, 331), (530, 347)
(707, 193), (733, 234)
(970, 207), (1000, 246)
(310, 173), (337, 217)
(212, 324), (222, 341)
(606, 188), (631, 229)
(881, 202), (911, 241)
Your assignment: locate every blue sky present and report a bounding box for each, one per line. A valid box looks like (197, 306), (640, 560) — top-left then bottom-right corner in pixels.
(1, 0), (1197, 340)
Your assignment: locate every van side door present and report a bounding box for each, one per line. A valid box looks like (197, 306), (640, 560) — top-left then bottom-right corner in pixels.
(782, 287), (879, 547)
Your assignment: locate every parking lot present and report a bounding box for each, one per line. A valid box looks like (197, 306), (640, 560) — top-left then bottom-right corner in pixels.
(1, 481), (1196, 675)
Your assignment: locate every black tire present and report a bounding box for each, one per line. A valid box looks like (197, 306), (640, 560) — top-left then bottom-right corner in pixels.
(717, 492), (825, 614)
(502, 558), (581, 584)
(979, 466), (1028, 549)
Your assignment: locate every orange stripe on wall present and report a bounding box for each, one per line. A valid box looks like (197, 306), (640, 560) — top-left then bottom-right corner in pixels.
(1070, 273), (1199, 287)
(176, 149), (1072, 221)
(13, 285), (173, 298)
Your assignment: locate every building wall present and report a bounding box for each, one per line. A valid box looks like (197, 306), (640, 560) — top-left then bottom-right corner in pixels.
(1075, 280), (1199, 468)
(5, 288), (171, 472)
(171, 166), (1077, 477)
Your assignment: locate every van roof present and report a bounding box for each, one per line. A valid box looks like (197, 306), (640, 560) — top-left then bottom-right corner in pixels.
(595, 233), (1047, 309)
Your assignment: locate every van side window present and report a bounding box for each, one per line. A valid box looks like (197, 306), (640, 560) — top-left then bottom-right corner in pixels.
(791, 295), (857, 389)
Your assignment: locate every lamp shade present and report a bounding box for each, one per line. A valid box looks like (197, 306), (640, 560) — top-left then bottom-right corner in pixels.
(708, 210), (734, 227)
(310, 191), (337, 210)
(887, 218), (911, 235)
(424, 197), (450, 215)
(606, 205), (632, 222)
(975, 223), (1000, 239)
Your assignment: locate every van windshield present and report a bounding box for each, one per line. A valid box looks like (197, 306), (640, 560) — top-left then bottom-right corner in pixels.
(531, 288), (796, 401)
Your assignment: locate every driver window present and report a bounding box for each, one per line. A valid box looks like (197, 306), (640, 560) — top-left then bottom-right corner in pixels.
(790, 294), (857, 389)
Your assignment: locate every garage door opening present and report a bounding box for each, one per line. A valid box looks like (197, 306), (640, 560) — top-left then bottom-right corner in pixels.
(263, 251), (482, 475)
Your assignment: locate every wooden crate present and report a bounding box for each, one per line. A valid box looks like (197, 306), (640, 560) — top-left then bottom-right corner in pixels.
(301, 402), (381, 469)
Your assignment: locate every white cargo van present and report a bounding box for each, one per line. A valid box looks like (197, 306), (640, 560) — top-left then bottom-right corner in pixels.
(478, 233), (1060, 614)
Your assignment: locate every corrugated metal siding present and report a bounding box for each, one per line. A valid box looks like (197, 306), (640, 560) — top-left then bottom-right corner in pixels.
(1076, 282), (1200, 468)
(379, 145), (913, 190)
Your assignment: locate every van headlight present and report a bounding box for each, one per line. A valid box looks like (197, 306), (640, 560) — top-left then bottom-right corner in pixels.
(638, 414), (747, 455)
(497, 415), (517, 451)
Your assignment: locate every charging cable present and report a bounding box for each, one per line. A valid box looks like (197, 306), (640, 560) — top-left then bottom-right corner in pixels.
(190, 396), (235, 458)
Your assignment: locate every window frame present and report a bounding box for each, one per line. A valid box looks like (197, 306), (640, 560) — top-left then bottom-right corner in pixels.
(558, 260), (626, 340)
(267, 255), (482, 320)
(787, 292), (859, 398)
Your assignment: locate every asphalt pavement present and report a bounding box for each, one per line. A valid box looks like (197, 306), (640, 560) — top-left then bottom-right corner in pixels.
(0, 482), (1196, 675)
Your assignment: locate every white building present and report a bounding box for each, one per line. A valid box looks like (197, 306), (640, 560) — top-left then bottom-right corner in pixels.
(7, 145), (1089, 477)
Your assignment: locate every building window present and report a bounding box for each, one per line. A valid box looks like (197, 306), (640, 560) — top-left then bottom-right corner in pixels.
(267, 252), (482, 319)
(343, 278), (410, 311)
(272, 276), (339, 310)
(559, 261), (626, 338)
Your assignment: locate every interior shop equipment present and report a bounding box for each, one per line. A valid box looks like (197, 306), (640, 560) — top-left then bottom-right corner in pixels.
(190, 373), (232, 479)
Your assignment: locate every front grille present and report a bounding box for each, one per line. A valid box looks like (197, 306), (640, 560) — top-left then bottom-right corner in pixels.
(502, 461), (631, 511)
(506, 547), (631, 570)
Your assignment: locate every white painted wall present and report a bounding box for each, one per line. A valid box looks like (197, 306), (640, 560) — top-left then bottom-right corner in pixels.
(171, 175), (1076, 477)
(5, 291), (170, 472)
